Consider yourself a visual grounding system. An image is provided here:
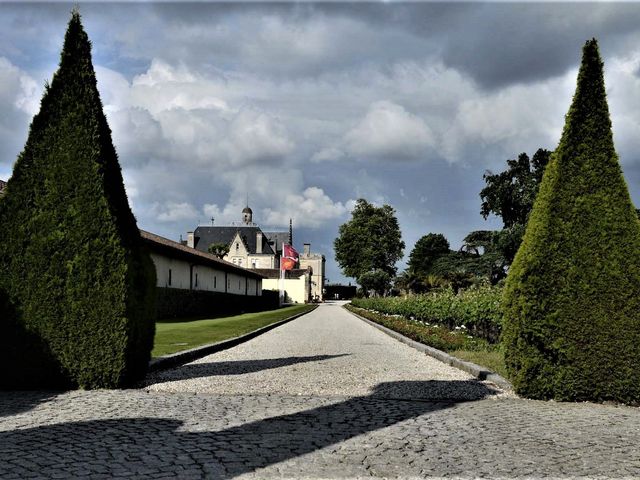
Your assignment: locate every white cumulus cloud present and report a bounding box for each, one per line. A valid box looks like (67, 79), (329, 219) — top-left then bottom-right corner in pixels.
(263, 187), (356, 229)
(344, 100), (436, 160)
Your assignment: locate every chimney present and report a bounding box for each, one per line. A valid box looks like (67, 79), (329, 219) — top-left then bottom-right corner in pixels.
(187, 231), (195, 248)
(256, 231), (263, 254)
(303, 243), (311, 256)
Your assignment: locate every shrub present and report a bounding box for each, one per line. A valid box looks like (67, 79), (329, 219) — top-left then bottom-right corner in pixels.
(502, 39), (640, 403)
(0, 11), (156, 389)
(351, 284), (502, 343)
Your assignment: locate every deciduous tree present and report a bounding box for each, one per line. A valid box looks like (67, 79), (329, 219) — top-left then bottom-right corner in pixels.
(334, 199), (404, 284)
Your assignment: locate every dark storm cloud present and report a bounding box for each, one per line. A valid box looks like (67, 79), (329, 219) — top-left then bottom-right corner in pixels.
(436, 3), (640, 89)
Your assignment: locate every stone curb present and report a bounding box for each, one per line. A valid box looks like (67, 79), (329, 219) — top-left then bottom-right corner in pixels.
(345, 306), (513, 391)
(148, 306), (318, 372)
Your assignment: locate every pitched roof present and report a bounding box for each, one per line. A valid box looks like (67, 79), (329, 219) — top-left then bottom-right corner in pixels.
(193, 226), (275, 255)
(140, 229), (264, 279)
(263, 231), (289, 254)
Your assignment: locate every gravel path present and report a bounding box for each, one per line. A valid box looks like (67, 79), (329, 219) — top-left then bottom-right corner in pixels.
(145, 301), (508, 400)
(4, 303), (640, 478)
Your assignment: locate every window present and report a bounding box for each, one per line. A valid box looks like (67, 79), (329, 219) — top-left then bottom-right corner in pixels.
(214, 276), (217, 289)
(236, 242), (239, 252)
(238, 258), (242, 266)
(168, 268), (172, 286)
(195, 273), (198, 288)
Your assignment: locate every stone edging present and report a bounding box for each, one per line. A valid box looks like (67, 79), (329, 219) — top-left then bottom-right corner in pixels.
(345, 306), (513, 391)
(149, 306), (318, 372)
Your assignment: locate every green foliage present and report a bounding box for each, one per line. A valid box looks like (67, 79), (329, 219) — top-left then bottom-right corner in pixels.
(351, 285), (503, 343)
(207, 242), (230, 259)
(357, 269), (392, 297)
(481, 149), (551, 228)
(346, 303), (495, 353)
(408, 233), (450, 277)
(0, 11), (156, 389)
(404, 231), (506, 293)
(334, 198), (405, 280)
(503, 39), (640, 403)
(480, 149), (551, 266)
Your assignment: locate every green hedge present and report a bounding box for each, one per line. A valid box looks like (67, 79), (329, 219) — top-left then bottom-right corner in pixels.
(156, 288), (280, 320)
(351, 285), (502, 343)
(503, 39), (640, 403)
(0, 12), (156, 389)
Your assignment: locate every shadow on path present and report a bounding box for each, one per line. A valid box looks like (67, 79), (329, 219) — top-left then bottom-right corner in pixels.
(145, 354), (349, 384)
(0, 391), (65, 418)
(0, 380), (499, 478)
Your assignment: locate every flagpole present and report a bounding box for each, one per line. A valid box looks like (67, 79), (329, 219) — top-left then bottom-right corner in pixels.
(278, 246), (284, 307)
(279, 254), (284, 306)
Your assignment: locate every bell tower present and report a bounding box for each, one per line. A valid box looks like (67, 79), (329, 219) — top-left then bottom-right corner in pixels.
(242, 205), (253, 224)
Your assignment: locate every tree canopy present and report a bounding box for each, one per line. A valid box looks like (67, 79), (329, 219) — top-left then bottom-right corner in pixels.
(208, 242), (230, 259)
(479, 149), (551, 266)
(407, 233), (450, 277)
(480, 149), (551, 228)
(334, 199), (404, 286)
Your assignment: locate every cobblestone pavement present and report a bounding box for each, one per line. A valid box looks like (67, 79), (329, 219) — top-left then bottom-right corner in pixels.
(2, 303), (640, 479)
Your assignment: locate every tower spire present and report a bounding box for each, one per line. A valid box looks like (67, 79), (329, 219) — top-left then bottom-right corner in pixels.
(288, 218), (293, 246)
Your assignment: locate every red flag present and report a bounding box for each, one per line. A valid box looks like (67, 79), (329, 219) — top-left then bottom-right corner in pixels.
(281, 243), (299, 271)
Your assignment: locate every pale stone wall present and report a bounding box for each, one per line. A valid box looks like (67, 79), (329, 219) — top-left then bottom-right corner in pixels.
(247, 255), (275, 269)
(263, 274), (310, 303)
(192, 265), (226, 293)
(299, 253), (325, 301)
(150, 252), (261, 296)
(151, 252), (191, 290)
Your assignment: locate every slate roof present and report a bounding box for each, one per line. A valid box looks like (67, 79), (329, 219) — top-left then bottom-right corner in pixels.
(193, 226), (276, 255)
(140, 229), (264, 280)
(263, 231), (289, 254)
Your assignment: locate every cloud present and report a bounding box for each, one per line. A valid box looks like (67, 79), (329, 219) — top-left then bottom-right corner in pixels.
(344, 100), (435, 160)
(96, 59), (294, 170)
(152, 201), (199, 223)
(219, 108), (294, 167)
(439, 71), (576, 165)
(311, 147), (345, 163)
(263, 187), (356, 229)
(0, 56), (39, 175)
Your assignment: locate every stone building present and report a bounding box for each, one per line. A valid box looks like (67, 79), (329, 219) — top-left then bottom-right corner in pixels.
(186, 206), (325, 302)
(187, 206), (288, 269)
(299, 243), (325, 302)
(142, 229), (263, 296)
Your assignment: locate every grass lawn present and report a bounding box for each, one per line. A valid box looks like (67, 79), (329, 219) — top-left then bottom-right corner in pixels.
(345, 304), (508, 378)
(449, 349), (507, 379)
(153, 304), (316, 357)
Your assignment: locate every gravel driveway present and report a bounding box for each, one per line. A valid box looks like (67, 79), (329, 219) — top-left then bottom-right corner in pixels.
(144, 301), (508, 400)
(4, 302), (640, 479)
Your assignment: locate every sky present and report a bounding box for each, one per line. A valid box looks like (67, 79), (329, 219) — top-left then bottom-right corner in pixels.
(3, 2), (640, 284)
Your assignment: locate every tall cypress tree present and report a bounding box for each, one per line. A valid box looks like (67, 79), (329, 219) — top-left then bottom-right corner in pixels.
(0, 11), (156, 389)
(502, 39), (640, 402)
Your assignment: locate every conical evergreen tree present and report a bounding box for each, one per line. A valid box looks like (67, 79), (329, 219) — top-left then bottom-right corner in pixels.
(502, 39), (640, 402)
(0, 11), (156, 389)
